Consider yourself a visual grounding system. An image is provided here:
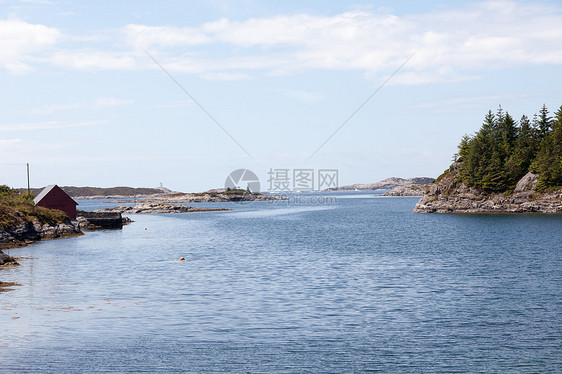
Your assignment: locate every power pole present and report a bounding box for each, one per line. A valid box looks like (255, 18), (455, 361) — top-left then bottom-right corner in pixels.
(27, 163), (30, 196)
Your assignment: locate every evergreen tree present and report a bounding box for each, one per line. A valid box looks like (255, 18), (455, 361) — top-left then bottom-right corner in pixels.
(458, 111), (496, 189)
(496, 105), (505, 126)
(537, 104), (553, 138)
(482, 151), (507, 191)
(533, 105), (562, 190)
(506, 115), (538, 184)
(457, 104), (561, 192)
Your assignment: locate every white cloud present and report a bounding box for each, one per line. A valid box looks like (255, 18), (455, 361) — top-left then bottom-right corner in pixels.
(30, 97), (134, 114)
(153, 100), (194, 109)
(0, 18), (61, 72)
(49, 50), (137, 70)
(122, 1), (562, 83)
(284, 90), (324, 103)
(200, 72), (251, 81)
(19, 0), (54, 4)
(2, 1), (562, 84)
(410, 93), (544, 113)
(123, 24), (210, 48)
(0, 121), (104, 132)
(90, 97), (134, 109)
(0, 138), (23, 145)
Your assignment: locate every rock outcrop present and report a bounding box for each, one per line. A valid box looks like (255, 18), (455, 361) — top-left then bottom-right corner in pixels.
(95, 203), (231, 214)
(383, 185), (427, 196)
(414, 167), (562, 213)
(327, 177), (434, 191)
(0, 220), (82, 250)
(107, 190), (285, 204)
(0, 250), (18, 266)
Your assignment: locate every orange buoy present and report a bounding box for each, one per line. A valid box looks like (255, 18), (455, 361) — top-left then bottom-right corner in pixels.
(179, 257), (186, 261)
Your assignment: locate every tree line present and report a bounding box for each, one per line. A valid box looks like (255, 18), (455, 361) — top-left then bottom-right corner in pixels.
(456, 104), (562, 192)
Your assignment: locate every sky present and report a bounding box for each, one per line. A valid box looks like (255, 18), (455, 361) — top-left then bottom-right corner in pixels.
(1, 0), (561, 192)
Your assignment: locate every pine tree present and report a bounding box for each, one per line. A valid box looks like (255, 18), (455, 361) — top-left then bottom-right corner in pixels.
(537, 104), (553, 138)
(496, 105), (505, 126)
(533, 105), (562, 190)
(457, 104), (561, 192)
(458, 111), (495, 189)
(505, 115), (537, 186)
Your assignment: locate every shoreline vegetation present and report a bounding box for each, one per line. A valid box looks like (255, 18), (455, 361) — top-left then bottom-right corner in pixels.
(0, 185), (81, 251)
(0, 186), (278, 252)
(415, 104), (562, 213)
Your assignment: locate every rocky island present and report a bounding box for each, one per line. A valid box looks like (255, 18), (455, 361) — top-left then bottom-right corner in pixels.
(415, 104), (562, 214)
(96, 202), (230, 214)
(106, 188), (285, 204)
(414, 168), (562, 213)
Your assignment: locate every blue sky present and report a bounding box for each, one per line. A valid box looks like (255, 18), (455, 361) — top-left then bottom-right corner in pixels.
(1, 0), (561, 192)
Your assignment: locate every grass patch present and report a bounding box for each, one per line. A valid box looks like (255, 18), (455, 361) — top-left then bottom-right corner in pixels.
(0, 185), (69, 229)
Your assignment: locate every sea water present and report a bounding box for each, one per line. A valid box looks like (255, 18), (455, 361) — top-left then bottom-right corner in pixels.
(1, 193), (561, 372)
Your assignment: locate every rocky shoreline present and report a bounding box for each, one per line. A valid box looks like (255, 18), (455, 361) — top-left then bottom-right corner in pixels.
(0, 220), (83, 250)
(414, 167), (562, 214)
(0, 210), (131, 250)
(0, 202), (230, 251)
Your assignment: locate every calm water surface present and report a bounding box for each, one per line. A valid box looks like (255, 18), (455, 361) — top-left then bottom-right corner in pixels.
(1, 194), (561, 372)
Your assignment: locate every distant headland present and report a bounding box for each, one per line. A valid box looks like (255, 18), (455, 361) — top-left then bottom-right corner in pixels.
(326, 177), (434, 192)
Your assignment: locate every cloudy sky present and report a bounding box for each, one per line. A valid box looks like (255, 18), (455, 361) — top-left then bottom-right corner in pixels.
(1, 0), (561, 192)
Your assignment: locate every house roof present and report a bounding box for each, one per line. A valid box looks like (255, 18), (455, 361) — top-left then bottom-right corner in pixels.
(34, 185), (77, 205)
(34, 185), (56, 204)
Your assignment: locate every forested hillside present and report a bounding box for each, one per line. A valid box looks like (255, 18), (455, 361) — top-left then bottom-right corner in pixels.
(455, 104), (562, 192)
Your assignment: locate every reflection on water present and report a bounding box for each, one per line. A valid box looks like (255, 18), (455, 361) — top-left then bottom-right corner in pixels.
(1, 196), (561, 372)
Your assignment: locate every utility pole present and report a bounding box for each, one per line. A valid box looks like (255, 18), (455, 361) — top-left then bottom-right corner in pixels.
(27, 163), (30, 196)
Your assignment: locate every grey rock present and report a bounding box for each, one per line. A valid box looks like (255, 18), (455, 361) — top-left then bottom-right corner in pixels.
(382, 185), (428, 196)
(514, 172), (539, 193)
(0, 250), (18, 266)
(0, 220), (82, 250)
(95, 203), (230, 214)
(414, 166), (562, 214)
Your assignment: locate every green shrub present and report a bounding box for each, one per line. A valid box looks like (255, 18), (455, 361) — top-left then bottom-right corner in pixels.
(0, 185), (68, 229)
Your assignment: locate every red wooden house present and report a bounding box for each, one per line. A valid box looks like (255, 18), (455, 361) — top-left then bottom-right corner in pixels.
(34, 185), (78, 219)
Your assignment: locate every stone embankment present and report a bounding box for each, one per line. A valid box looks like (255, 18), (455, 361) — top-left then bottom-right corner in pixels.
(76, 210), (128, 229)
